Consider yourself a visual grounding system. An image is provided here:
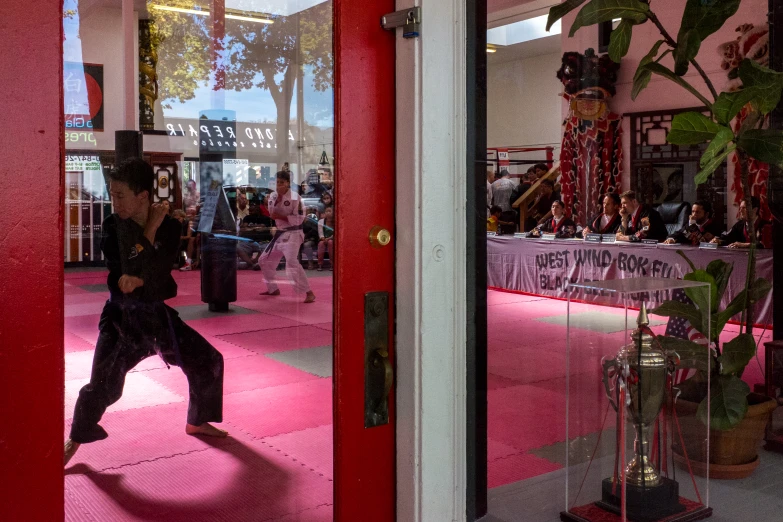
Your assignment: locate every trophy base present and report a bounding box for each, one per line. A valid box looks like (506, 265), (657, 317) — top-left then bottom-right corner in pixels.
(595, 477), (686, 522)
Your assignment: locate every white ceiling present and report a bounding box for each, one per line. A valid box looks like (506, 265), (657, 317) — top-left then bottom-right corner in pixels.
(488, 33), (560, 65)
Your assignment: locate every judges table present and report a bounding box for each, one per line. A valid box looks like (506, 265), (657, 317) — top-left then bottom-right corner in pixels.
(487, 235), (774, 326)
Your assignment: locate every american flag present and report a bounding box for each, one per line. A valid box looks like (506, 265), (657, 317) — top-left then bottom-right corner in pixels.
(665, 289), (708, 383)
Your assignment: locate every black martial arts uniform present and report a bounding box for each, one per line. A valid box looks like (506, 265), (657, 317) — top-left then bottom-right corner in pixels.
(618, 205), (668, 242)
(584, 213), (622, 235)
(717, 218), (772, 249)
(529, 216), (577, 238)
(667, 218), (723, 246)
(69, 214), (224, 444)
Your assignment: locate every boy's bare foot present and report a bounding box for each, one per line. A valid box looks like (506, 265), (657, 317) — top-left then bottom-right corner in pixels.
(304, 291), (316, 303)
(64, 439), (80, 467)
(259, 289), (280, 296)
(185, 423), (228, 438)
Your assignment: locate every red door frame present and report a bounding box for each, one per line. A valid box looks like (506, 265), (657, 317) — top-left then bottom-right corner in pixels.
(1, 1), (65, 520)
(0, 1), (397, 519)
(333, 0), (397, 520)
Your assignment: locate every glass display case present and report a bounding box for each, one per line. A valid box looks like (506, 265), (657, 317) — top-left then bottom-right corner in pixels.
(562, 278), (712, 522)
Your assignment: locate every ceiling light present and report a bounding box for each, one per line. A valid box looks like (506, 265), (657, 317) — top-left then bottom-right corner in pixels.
(150, 4), (274, 24)
(225, 13), (274, 24)
(486, 46), (497, 53)
(151, 5), (208, 16)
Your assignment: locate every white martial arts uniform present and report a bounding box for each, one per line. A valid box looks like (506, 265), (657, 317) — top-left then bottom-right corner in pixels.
(260, 189), (312, 294)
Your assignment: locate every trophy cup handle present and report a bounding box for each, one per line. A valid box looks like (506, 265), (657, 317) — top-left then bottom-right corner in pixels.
(602, 357), (619, 412)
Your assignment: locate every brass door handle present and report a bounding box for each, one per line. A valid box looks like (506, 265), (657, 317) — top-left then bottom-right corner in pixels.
(369, 226), (391, 247)
(374, 347), (394, 400)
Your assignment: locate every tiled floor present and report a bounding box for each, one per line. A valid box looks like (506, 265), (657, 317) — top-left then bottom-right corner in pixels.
(64, 267), (336, 521)
(63, 269), (778, 521)
(485, 289), (780, 522)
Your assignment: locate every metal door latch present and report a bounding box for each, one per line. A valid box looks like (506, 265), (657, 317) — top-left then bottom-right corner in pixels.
(381, 7), (421, 39)
(364, 291), (393, 428)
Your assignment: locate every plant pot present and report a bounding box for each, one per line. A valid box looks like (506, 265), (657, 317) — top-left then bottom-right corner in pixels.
(672, 392), (777, 479)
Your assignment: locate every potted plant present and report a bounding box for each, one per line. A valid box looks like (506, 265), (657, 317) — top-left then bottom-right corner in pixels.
(652, 251), (774, 478)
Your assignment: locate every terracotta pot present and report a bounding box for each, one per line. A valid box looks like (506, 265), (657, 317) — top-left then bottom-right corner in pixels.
(672, 392), (777, 479)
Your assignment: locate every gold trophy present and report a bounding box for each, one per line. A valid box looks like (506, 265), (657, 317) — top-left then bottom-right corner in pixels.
(597, 304), (685, 521)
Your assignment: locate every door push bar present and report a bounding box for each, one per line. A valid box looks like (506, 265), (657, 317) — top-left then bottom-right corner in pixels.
(381, 7), (421, 39)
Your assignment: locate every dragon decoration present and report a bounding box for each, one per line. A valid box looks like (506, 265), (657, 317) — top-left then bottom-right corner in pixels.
(718, 23), (770, 219)
(557, 48), (623, 225)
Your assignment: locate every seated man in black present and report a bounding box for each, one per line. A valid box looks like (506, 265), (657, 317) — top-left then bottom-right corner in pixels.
(663, 199), (722, 245)
(529, 199), (577, 238)
(237, 202), (275, 270)
(525, 179), (557, 230)
(616, 190), (668, 242)
(711, 196), (772, 249)
(65, 158), (226, 467)
(582, 193), (622, 236)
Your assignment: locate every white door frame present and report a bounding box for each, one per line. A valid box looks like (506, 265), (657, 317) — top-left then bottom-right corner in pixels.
(394, 0), (468, 520)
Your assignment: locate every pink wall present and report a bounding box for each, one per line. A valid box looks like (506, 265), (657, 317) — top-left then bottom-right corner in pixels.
(0, 1), (65, 520)
(560, 0), (767, 219)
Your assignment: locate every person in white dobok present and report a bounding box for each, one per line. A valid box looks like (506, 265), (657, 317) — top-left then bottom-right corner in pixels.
(259, 171), (317, 303)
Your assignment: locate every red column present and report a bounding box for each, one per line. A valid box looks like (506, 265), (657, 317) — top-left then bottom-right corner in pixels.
(0, 1), (64, 520)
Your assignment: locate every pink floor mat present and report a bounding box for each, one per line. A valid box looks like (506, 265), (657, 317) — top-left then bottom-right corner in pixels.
(64, 402), (243, 472)
(223, 379), (333, 440)
(262, 425), (334, 481)
(65, 438), (332, 522)
(145, 354), (320, 397)
(65, 331), (96, 353)
(235, 298), (335, 325)
(186, 312), (305, 337)
(218, 326), (332, 355)
(66, 373), (185, 421)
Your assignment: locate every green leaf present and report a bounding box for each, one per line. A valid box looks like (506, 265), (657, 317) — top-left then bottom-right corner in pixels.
(608, 19), (634, 63)
(673, 29), (701, 76)
(684, 270), (716, 318)
(712, 90), (757, 126)
(697, 374), (749, 431)
(705, 259), (733, 306)
(738, 110), (762, 135)
(569, 0), (649, 37)
(719, 333), (756, 375)
(676, 249), (696, 272)
(695, 144), (736, 185)
(673, 0), (741, 76)
(656, 335), (714, 373)
(738, 59), (783, 115)
(651, 300), (705, 336)
(631, 40), (665, 100)
(547, 0), (587, 31)
(737, 130), (783, 168)
(667, 112), (722, 145)
(715, 277), (772, 334)
(643, 62), (714, 110)
(700, 127), (735, 168)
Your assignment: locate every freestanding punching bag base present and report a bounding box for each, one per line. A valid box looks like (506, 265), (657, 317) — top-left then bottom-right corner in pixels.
(200, 233), (237, 312)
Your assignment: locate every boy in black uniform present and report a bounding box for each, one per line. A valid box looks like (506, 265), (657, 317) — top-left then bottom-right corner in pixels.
(65, 159), (226, 467)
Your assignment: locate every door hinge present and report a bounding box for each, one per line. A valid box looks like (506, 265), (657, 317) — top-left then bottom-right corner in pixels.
(381, 7), (421, 39)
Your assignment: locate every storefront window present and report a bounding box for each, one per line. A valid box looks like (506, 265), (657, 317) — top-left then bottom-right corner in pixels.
(63, 1), (336, 518)
(483, 1), (779, 521)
